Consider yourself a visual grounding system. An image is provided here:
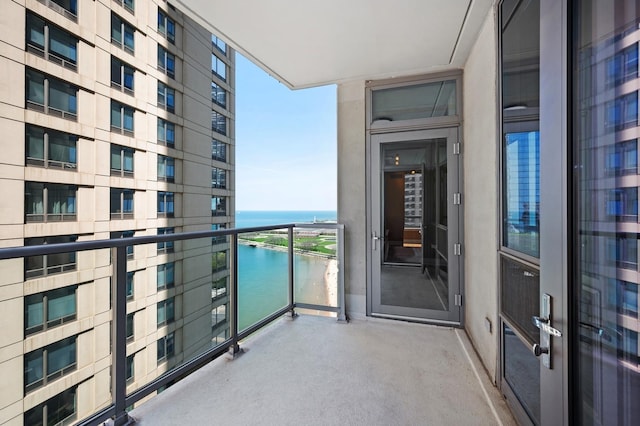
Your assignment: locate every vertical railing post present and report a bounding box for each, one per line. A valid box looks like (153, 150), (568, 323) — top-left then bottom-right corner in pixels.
(337, 225), (347, 322)
(288, 226), (296, 316)
(229, 233), (241, 355)
(111, 246), (129, 425)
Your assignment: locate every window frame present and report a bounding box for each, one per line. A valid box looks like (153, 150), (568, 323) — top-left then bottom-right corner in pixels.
(110, 144), (134, 177)
(111, 56), (135, 95)
(25, 286), (77, 336)
(212, 111), (227, 135)
(157, 191), (175, 217)
(26, 125), (78, 170)
(110, 100), (135, 135)
(25, 235), (77, 279)
(157, 45), (176, 78)
(111, 13), (135, 54)
(25, 181), (77, 223)
(157, 81), (176, 113)
(110, 188), (134, 219)
(157, 9), (175, 43)
(26, 68), (78, 121)
(157, 262), (175, 290)
(157, 118), (176, 147)
(157, 155), (175, 182)
(26, 12), (78, 71)
(24, 336), (77, 393)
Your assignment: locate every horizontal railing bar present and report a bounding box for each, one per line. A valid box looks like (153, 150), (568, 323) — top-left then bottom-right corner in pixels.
(0, 223), (342, 259)
(237, 305), (293, 341)
(74, 405), (115, 426)
(0, 224), (305, 259)
(294, 302), (340, 313)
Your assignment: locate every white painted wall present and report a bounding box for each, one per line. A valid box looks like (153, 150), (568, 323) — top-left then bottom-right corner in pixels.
(462, 8), (500, 381)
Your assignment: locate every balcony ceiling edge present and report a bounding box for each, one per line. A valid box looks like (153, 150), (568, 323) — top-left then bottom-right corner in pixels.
(175, 0), (493, 89)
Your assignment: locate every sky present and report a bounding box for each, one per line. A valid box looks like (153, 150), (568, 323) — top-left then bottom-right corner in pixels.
(235, 54), (337, 211)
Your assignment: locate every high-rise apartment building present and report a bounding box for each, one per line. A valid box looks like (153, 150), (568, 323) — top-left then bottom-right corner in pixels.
(0, 0), (234, 423)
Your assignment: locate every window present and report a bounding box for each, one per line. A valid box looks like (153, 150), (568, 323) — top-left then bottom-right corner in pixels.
(110, 230), (134, 258)
(618, 280), (639, 316)
(115, 0), (134, 13)
(212, 111), (227, 135)
(212, 276), (227, 299)
(157, 118), (176, 147)
(26, 125), (77, 169)
(157, 332), (175, 361)
(111, 100), (134, 135)
(25, 286), (77, 335)
(212, 35), (226, 54)
(212, 54), (226, 81)
(212, 167), (227, 189)
(25, 336), (76, 392)
(110, 188), (134, 219)
(212, 250), (227, 273)
(157, 297), (175, 326)
(158, 45), (175, 78)
(24, 386), (77, 426)
(126, 312), (134, 340)
(157, 155), (175, 182)
(25, 182), (76, 223)
(605, 92), (638, 131)
(211, 82), (227, 108)
(126, 271), (134, 299)
(158, 191), (174, 217)
(26, 12), (78, 70)
(211, 196), (226, 216)
(606, 44), (638, 86)
(606, 139), (638, 175)
(111, 56), (134, 95)
(607, 235), (638, 270)
(157, 262), (175, 290)
(211, 223), (227, 245)
(212, 303), (227, 328)
(26, 69), (78, 120)
(110, 145), (134, 177)
(606, 187), (638, 221)
(158, 9), (175, 43)
(126, 354), (134, 382)
(157, 82), (175, 113)
(111, 13), (134, 54)
(212, 139), (227, 162)
(157, 227), (175, 253)
(25, 235), (77, 279)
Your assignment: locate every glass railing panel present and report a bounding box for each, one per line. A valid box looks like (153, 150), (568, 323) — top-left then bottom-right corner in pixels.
(293, 226), (338, 316)
(237, 229), (290, 332)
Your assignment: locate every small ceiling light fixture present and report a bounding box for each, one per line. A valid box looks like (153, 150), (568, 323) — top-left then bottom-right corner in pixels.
(394, 154), (399, 166)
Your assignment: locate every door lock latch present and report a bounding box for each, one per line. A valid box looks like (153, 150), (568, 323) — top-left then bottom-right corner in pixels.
(531, 294), (562, 369)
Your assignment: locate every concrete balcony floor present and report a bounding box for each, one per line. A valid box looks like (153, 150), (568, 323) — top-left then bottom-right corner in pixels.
(131, 315), (516, 425)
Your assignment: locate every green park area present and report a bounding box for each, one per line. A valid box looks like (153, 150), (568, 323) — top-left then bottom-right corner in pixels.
(239, 232), (337, 256)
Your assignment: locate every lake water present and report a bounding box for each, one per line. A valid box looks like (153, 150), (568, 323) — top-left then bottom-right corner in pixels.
(235, 211), (337, 330)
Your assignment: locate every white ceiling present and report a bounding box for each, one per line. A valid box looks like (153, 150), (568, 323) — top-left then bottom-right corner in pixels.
(175, 0), (494, 89)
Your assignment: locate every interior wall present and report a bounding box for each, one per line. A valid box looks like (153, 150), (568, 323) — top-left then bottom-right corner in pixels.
(337, 81), (367, 318)
(462, 7), (499, 381)
(384, 172), (405, 244)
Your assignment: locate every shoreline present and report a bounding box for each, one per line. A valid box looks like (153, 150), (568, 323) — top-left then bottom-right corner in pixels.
(238, 241), (338, 315)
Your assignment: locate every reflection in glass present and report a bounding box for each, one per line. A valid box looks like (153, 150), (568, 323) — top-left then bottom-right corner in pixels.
(574, 1), (640, 424)
(503, 324), (540, 424)
(503, 131), (540, 257)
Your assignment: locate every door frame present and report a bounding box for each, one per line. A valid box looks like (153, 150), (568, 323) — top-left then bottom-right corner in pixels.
(366, 127), (464, 325)
(497, 0), (569, 424)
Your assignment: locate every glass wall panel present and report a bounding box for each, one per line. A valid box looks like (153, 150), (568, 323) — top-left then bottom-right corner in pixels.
(372, 80), (457, 122)
(573, 2), (640, 424)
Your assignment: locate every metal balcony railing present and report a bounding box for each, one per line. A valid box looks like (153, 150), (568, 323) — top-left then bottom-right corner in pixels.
(0, 223), (345, 426)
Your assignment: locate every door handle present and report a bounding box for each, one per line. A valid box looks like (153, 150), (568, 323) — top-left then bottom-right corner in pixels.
(531, 294), (561, 369)
(372, 232), (382, 250)
(532, 315), (562, 337)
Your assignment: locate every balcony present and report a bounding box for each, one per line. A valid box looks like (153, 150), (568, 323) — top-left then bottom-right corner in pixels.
(130, 315), (515, 425)
(0, 224), (514, 425)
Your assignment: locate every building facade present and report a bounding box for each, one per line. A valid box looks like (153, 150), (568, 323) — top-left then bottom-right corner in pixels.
(0, 0), (234, 424)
